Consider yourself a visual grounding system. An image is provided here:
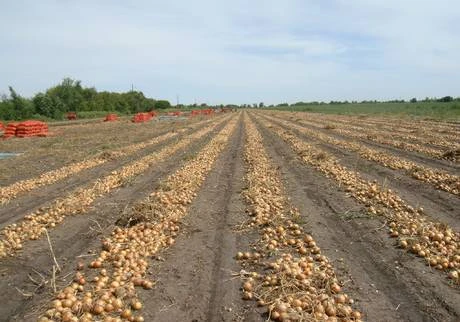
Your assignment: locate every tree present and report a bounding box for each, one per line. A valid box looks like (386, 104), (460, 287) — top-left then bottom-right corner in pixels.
(7, 87), (34, 119)
(45, 78), (86, 112)
(438, 96), (453, 103)
(33, 93), (54, 117)
(410, 98), (417, 103)
(259, 102), (264, 108)
(155, 100), (171, 109)
(0, 78), (237, 120)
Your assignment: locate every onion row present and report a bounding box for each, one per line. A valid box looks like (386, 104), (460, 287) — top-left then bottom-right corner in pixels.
(282, 114), (455, 161)
(0, 116), (221, 205)
(37, 115), (238, 322)
(235, 115), (362, 321)
(262, 114), (459, 196)
(327, 120), (457, 151)
(294, 112), (459, 142)
(0, 116), (231, 259)
(256, 115), (459, 284)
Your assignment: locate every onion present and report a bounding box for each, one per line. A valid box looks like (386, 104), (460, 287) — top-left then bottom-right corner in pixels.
(92, 304), (104, 315)
(243, 281), (253, 292)
(131, 300), (143, 310)
(121, 309), (133, 319)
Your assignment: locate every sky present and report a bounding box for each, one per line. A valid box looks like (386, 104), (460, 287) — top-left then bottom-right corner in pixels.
(1, 0), (459, 105)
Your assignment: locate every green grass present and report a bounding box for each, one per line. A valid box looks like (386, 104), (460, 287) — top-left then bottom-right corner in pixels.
(268, 102), (460, 121)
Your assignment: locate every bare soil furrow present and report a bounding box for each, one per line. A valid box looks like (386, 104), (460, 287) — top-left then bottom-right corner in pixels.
(142, 115), (257, 322)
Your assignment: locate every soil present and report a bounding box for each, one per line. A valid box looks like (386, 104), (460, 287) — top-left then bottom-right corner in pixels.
(280, 113), (459, 172)
(0, 116), (214, 185)
(262, 115), (460, 229)
(0, 111), (458, 322)
(0, 122), (224, 321)
(138, 117), (263, 322)
(252, 114), (460, 322)
(0, 120), (216, 229)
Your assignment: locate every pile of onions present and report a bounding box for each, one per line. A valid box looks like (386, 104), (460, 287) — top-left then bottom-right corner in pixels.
(261, 117), (459, 285)
(293, 111), (459, 151)
(235, 118), (362, 321)
(38, 117), (238, 321)
(305, 113), (456, 150)
(0, 117), (207, 205)
(266, 115), (459, 196)
(0, 119), (229, 259)
(0, 158), (106, 205)
(289, 113), (451, 161)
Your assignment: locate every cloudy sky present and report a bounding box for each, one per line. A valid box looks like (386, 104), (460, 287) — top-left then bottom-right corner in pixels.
(1, 0), (459, 104)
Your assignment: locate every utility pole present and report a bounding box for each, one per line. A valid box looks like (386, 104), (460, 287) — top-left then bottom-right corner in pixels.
(131, 84), (134, 92)
(176, 94), (179, 107)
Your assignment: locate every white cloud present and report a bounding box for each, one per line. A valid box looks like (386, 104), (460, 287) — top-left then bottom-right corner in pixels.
(0, 0), (459, 104)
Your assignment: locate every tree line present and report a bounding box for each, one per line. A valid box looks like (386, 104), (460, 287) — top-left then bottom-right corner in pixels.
(0, 78), (171, 121)
(285, 96), (460, 107)
(237, 97), (460, 109)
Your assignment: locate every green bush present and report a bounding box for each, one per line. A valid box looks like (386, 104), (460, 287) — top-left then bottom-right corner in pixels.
(154, 100), (171, 109)
(0, 78), (158, 121)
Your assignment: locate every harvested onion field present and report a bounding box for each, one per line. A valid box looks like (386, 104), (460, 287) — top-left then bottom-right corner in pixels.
(0, 111), (458, 322)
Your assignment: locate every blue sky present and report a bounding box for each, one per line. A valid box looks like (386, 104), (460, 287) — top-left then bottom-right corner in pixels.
(1, 0), (459, 104)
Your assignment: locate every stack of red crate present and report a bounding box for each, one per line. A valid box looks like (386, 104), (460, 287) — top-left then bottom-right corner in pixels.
(2, 122), (19, 138)
(132, 113), (153, 123)
(15, 120), (49, 138)
(201, 109), (214, 115)
(104, 114), (118, 122)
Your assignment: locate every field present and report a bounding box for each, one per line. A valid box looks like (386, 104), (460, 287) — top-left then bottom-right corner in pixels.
(0, 110), (458, 322)
(274, 101), (460, 121)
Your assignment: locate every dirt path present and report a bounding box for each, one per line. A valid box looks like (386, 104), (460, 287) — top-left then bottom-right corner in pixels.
(0, 123), (225, 321)
(251, 113), (460, 322)
(139, 117), (261, 322)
